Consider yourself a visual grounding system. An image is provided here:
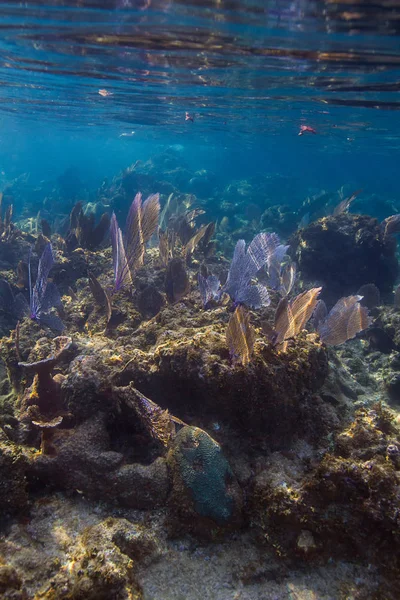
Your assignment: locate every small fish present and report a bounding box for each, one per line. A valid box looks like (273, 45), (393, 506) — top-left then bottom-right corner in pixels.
(119, 131), (136, 137)
(298, 125), (316, 136)
(98, 89), (113, 97)
(185, 112), (194, 122)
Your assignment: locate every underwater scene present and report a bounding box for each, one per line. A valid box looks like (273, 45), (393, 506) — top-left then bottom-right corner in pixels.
(2, 1), (400, 599)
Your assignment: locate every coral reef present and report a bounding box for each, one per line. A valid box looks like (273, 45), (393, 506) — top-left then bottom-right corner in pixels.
(111, 312), (328, 446)
(1, 157), (400, 598)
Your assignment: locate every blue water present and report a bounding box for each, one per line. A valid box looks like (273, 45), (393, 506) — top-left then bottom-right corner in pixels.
(0, 0), (400, 215)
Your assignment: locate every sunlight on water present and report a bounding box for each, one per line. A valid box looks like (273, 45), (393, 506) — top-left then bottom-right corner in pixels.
(0, 0), (399, 143)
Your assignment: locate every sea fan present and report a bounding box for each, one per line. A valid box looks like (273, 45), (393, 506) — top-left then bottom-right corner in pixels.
(266, 243), (297, 297)
(198, 273), (220, 308)
(279, 261), (297, 297)
(110, 212), (132, 291)
(222, 232), (280, 309)
(266, 244), (289, 290)
(125, 192), (159, 271)
(356, 283), (380, 309)
(111, 192), (160, 291)
(15, 242), (64, 332)
(332, 189), (362, 216)
(312, 299), (328, 330)
(318, 295), (372, 345)
(274, 287), (322, 348)
(184, 223), (211, 258)
(226, 305), (255, 366)
(165, 258), (190, 304)
(66, 202), (110, 251)
(88, 271), (112, 329)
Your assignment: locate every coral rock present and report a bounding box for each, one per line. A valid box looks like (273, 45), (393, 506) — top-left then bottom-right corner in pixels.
(252, 406), (400, 573)
(31, 414), (170, 509)
(0, 429), (29, 515)
(34, 518), (144, 600)
(0, 561), (24, 599)
(290, 213), (398, 304)
(122, 327), (328, 447)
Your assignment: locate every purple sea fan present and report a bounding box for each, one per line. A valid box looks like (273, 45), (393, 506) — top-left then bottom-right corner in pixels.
(222, 232), (280, 309)
(266, 244), (290, 291)
(15, 242), (64, 332)
(318, 295), (372, 346)
(111, 192), (160, 291)
(110, 212), (132, 291)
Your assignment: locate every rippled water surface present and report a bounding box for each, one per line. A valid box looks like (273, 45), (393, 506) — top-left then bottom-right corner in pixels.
(1, 0), (400, 141)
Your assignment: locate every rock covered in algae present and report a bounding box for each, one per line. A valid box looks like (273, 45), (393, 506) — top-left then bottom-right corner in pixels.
(136, 284), (165, 318)
(119, 322), (328, 448)
(290, 213), (398, 304)
(251, 404), (400, 573)
(167, 425), (243, 537)
(31, 413), (169, 509)
(0, 428), (29, 515)
(0, 560), (24, 600)
(61, 354), (114, 422)
(33, 518), (147, 600)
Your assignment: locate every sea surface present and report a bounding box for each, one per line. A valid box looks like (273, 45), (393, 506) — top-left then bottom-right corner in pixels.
(0, 0), (400, 207)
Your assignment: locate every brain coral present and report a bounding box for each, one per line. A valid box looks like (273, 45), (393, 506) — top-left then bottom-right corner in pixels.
(167, 426), (242, 537)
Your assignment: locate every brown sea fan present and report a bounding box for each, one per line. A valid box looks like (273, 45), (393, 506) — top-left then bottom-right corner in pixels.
(158, 227), (172, 266)
(279, 261), (297, 297)
(332, 189), (362, 216)
(226, 305), (255, 366)
(165, 257), (190, 303)
(141, 193), (161, 244)
(274, 287), (322, 348)
(183, 223), (208, 257)
(318, 295), (372, 345)
(126, 192), (160, 272)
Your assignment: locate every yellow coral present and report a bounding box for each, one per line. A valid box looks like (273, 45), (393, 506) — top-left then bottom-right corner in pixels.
(108, 355), (124, 364)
